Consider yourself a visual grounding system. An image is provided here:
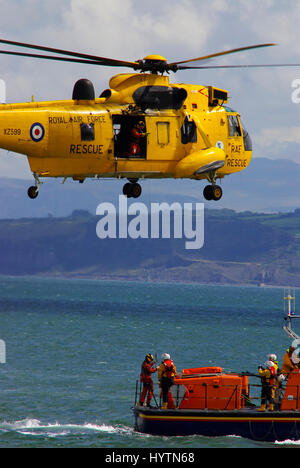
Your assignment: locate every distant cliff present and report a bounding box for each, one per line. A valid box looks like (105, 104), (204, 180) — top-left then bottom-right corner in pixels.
(0, 208), (299, 287)
(0, 157), (299, 219)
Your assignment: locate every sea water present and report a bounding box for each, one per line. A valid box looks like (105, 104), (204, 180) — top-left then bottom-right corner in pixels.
(0, 276), (297, 448)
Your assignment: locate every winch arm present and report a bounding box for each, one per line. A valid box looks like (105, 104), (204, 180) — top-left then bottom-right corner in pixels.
(283, 316), (300, 341)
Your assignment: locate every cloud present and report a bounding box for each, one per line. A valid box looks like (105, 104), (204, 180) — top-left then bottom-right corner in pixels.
(253, 126), (300, 163)
(51, 0), (215, 63)
(0, 150), (31, 179)
(256, 126), (300, 146)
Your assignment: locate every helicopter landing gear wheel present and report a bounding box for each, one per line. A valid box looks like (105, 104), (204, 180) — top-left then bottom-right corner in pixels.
(123, 183), (132, 197)
(212, 184), (222, 201)
(27, 173), (42, 199)
(123, 182), (142, 198)
(27, 186), (39, 199)
(203, 185), (213, 201)
(131, 182), (142, 198)
(203, 184), (223, 201)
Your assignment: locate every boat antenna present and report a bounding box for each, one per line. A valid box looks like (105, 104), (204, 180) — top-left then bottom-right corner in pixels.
(282, 288), (299, 340)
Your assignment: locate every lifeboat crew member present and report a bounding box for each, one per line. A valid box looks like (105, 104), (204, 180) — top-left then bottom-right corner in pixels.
(139, 353), (157, 407)
(285, 346), (298, 374)
(158, 353), (177, 410)
(267, 353), (278, 374)
(130, 121), (147, 156)
(258, 360), (276, 411)
(268, 353), (280, 408)
(278, 346), (298, 384)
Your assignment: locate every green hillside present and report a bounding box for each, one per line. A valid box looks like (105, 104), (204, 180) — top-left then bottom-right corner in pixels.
(0, 208), (299, 287)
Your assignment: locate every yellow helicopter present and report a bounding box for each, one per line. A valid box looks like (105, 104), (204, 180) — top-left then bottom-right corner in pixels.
(0, 39), (288, 201)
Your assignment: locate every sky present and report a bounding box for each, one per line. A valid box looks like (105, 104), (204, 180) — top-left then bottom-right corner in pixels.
(0, 0), (300, 178)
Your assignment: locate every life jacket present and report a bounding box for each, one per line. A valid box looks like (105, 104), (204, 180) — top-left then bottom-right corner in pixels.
(163, 359), (175, 379)
(131, 127), (143, 142)
(261, 367), (276, 386)
(270, 366), (276, 383)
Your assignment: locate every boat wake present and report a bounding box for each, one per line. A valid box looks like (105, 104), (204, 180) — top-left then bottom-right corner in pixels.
(275, 439), (300, 446)
(0, 418), (134, 438)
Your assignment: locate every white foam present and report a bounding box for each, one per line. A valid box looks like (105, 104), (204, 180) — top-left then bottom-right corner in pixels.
(0, 418), (133, 437)
(275, 439), (300, 445)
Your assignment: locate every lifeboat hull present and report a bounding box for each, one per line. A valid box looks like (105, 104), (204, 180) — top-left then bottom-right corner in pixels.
(133, 406), (300, 442)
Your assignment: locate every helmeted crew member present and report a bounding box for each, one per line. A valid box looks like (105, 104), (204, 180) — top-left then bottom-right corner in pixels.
(268, 353), (280, 407)
(130, 121), (147, 156)
(158, 353), (177, 410)
(139, 353), (157, 407)
(278, 346), (298, 383)
(267, 353), (278, 374)
(258, 360), (276, 411)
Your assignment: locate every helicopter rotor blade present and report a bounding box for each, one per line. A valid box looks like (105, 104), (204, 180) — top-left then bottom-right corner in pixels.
(177, 63), (300, 70)
(0, 49), (111, 65)
(0, 38), (139, 68)
(168, 43), (276, 67)
(0, 38), (289, 74)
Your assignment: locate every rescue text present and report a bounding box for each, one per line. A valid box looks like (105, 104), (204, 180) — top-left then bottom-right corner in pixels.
(70, 144), (104, 154)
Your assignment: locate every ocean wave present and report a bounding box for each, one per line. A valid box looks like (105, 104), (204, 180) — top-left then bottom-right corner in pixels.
(0, 418), (134, 438)
(275, 439), (300, 445)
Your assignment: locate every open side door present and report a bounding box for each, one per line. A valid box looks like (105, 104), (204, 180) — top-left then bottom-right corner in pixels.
(112, 114), (147, 159)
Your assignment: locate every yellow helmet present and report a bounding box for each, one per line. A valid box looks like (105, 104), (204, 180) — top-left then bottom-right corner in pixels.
(145, 353), (154, 363)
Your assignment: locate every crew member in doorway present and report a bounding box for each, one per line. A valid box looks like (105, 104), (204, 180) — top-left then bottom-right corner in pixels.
(158, 353), (177, 410)
(130, 121), (147, 156)
(258, 360), (276, 411)
(139, 353), (157, 407)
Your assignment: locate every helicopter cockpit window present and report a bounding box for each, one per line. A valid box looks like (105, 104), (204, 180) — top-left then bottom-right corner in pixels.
(240, 119), (252, 151)
(228, 115), (242, 137)
(133, 86), (187, 111)
(181, 117), (197, 144)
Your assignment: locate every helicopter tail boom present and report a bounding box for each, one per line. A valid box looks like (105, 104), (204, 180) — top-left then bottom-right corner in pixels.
(0, 104), (48, 157)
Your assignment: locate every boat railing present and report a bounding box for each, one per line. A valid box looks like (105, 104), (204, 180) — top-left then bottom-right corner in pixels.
(134, 377), (268, 410)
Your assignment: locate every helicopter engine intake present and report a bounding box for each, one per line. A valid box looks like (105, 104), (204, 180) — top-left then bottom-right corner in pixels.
(72, 78), (95, 101)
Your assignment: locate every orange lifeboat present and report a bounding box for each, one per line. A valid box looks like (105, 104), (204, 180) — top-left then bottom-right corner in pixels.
(133, 289), (300, 441)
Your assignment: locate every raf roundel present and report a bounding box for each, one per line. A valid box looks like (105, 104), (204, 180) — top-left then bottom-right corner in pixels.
(30, 123), (45, 142)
